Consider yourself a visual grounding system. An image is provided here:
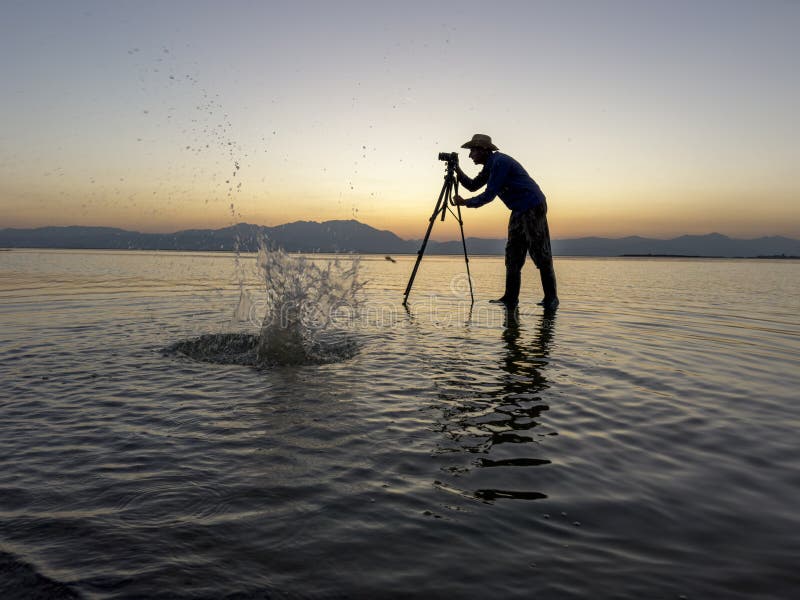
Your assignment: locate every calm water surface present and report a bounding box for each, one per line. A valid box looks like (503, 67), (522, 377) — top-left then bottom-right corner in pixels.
(1, 249), (798, 599)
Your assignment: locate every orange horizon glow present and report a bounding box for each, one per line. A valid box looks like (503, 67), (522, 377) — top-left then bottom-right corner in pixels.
(2, 199), (799, 241)
(2, 3), (798, 244)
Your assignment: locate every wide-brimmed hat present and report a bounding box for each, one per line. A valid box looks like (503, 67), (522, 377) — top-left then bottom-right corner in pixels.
(460, 133), (498, 151)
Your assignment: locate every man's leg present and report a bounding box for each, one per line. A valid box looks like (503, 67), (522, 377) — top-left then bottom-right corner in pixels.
(525, 204), (559, 310)
(493, 212), (527, 307)
(538, 265), (558, 310)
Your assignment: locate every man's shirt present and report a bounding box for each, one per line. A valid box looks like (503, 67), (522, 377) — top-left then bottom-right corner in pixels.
(458, 152), (545, 213)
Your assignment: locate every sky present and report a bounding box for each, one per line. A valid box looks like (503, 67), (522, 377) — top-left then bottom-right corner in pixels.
(0, 0), (798, 241)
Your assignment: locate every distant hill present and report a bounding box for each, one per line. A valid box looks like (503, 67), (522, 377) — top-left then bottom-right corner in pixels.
(0, 220), (411, 254)
(551, 233), (800, 257)
(1, 221), (799, 257)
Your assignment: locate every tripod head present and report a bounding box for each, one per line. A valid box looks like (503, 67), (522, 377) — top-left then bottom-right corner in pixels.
(438, 152), (459, 183)
(438, 151), (459, 165)
(437, 152), (459, 216)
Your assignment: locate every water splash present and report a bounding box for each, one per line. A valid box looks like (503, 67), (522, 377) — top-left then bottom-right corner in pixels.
(167, 245), (363, 367)
(255, 245), (363, 365)
(166, 333), (260, 366)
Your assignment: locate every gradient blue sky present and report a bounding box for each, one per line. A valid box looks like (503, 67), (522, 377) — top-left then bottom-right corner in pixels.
(1, 0), (798, 240)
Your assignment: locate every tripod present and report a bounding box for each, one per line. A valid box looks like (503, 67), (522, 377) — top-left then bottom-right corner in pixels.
(403, 158), (474, 305)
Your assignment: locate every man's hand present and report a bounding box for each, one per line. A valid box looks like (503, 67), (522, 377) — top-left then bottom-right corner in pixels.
(453, 195), (468, 206)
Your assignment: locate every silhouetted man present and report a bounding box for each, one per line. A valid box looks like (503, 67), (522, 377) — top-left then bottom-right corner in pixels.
(453, 134), (559, 310)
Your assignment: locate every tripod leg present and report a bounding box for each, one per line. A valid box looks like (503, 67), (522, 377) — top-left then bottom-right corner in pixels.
(403, 178), (450, 304)
(454, 203), (474, 304)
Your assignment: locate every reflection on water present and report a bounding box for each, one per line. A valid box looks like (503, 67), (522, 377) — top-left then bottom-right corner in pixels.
(435, 309), (557, 503)
(1, 250), (799, 599)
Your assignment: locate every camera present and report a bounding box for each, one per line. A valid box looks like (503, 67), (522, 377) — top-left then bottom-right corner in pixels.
(437, 151), (458, 165)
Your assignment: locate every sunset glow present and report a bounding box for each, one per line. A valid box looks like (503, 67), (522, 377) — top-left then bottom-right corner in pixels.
(1, 1), (798, 241)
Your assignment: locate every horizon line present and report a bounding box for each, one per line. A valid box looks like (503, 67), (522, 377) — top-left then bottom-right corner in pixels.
(1, 220), (799, 243)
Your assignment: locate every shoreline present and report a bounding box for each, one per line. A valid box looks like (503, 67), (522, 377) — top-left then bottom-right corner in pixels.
(2, 247), (799, 260)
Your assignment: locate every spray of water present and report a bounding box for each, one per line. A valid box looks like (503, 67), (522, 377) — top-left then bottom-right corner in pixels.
(255, 245), (363, 365)
(135, 47), (366, 367)
(167, 244), (363, 367)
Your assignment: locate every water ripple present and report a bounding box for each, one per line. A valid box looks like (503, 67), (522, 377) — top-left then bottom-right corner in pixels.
(1, 252), (798, 599)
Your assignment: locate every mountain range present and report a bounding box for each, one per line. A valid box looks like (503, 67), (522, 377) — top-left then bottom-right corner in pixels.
(1, 220), (799, 257)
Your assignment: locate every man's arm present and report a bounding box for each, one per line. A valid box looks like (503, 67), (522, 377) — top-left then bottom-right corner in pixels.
(456, 165), (489, 192)
(458, 155), (512, 208)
